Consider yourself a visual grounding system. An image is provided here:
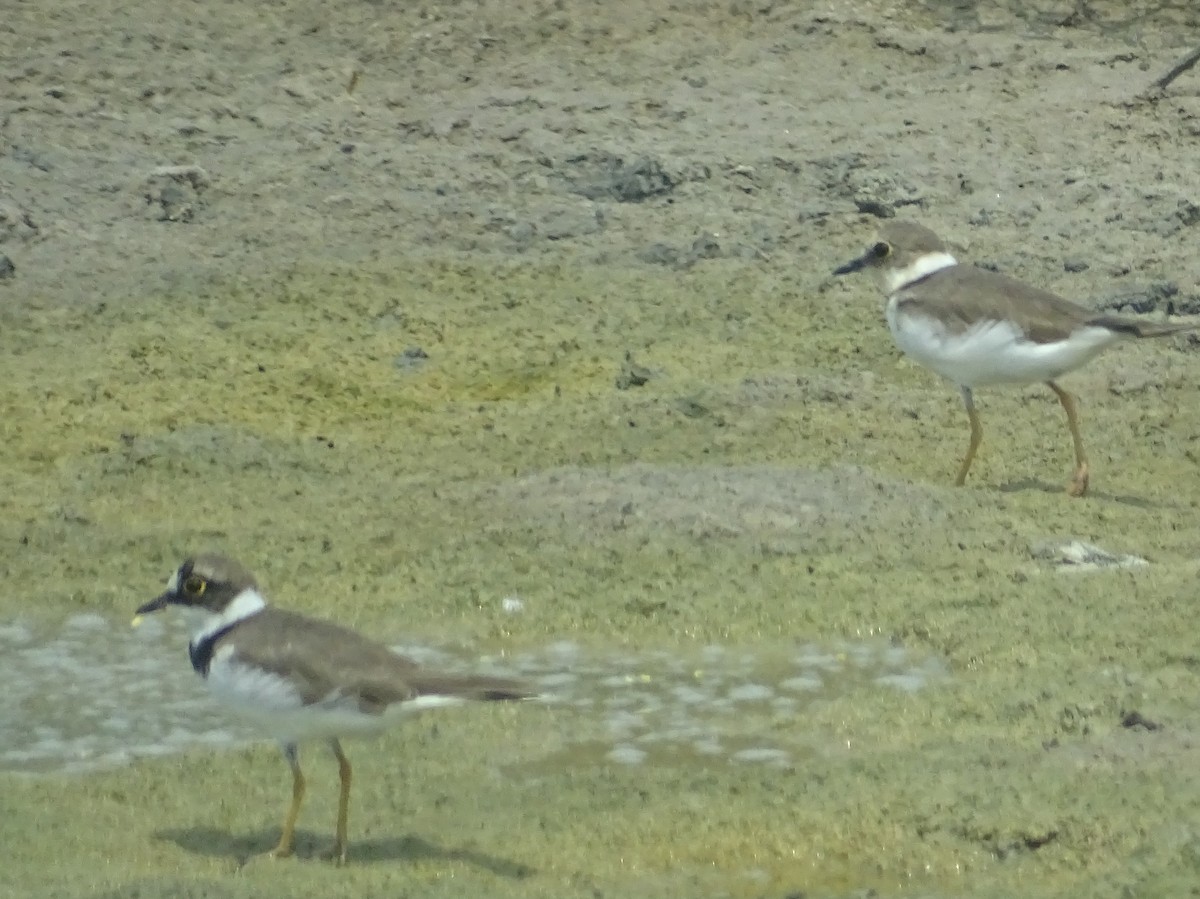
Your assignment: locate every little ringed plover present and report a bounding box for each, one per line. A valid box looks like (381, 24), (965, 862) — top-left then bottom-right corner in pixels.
(134, 553), (536, 865)
(833, 221), (1194, 495)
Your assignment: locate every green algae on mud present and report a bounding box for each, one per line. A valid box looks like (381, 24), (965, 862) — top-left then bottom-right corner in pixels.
(2, 256), (1200, 898)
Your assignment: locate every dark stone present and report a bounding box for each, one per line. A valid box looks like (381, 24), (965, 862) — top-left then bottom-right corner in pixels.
(1096, 280), (1181, 314)
(395, 346), (429, 371)
(615, 353), (652, 390)
(1120, 710), (1162, 731)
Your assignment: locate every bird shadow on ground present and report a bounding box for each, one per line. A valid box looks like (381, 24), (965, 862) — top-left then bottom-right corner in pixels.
(158, 827), (535, 876)
(997, 478), (1159, 508)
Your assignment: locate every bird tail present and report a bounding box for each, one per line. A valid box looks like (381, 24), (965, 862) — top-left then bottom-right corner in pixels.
(1090, 315), (1195, 339)
(411, 673), (539, 703)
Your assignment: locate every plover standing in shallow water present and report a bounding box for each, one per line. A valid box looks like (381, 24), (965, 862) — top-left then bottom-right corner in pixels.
(134, 553), (535, 864)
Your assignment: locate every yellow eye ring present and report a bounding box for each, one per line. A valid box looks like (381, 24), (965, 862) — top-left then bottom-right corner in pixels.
(183, 575), (207, 596)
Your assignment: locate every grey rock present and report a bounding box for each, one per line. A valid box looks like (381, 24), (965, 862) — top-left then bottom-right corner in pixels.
(1095, 280), (1179, 314)
(394, 346), (429, 372)
(144, 165), (211, 223)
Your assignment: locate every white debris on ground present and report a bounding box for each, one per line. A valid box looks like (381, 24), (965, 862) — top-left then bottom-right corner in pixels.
(1029, 539), (1149, 572)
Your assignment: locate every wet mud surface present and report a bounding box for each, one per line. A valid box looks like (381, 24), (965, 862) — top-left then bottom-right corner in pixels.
(4, 2), (1200, 897)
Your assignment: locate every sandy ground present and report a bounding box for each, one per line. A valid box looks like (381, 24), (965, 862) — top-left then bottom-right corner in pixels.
(5, 1), (1200, 897)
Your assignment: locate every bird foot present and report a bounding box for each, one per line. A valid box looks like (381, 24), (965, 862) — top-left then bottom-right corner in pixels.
(239, 842), (346, 867)
(319, 842), (348, 866)
(1066, 463), (1089, 498)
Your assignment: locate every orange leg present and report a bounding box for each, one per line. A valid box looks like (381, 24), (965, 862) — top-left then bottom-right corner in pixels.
(954, 386), (984, 486)
(320, 739), (353, 865)
(267, 742), (305, 859)
(1047, 381), (1089, 497)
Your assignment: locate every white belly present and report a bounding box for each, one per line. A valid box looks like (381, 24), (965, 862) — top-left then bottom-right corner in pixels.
(886, 299), (1122, 387)
(205, 647), (464, 744)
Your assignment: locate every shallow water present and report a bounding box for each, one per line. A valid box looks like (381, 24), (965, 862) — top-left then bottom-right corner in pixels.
(0, 614), (250, 774)
(0, 614), (945, 776)
(507, 639), (947, 771)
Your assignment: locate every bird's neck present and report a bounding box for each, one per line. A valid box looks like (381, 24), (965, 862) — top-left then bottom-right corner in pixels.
(883, 251), (958, 294)
(189, 588), (268, 645)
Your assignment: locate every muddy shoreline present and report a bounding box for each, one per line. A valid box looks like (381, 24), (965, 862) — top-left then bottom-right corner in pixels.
(4, 3), (1200, 897)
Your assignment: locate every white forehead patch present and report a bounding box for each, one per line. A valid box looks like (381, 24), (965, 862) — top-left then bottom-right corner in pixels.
(166, 569), (181, 592)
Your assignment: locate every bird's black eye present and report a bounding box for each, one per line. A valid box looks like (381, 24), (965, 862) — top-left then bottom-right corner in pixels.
(183, 575), (207, 596)
(872, 241), (890, 258)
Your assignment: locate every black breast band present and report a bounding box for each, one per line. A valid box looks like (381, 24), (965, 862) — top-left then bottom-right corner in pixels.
(189, 622), (240, 677)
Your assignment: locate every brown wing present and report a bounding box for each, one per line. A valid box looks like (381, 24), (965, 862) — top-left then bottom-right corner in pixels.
(227, 610), (419, 712)
(898, 266), (1093, 343)
(903, 266), (1195, 343)
(227, 610), (533, 714)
